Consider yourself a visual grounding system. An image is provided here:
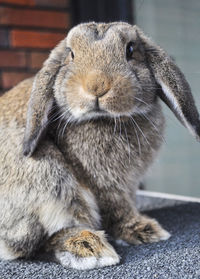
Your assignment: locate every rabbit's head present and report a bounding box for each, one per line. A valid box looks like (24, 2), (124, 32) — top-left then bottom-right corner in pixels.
(23, 22), (200, 157)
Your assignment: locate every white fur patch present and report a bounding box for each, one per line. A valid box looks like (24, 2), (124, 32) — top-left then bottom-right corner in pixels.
(159, 228), (171, 241)
(56, 250), (120, 270)
(39, 188), (101, 237)
(0, 240), (18, 260)
(39, 201), (74, 236)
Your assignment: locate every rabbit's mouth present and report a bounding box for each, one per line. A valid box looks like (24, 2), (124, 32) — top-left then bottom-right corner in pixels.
(89, 98), (108, 115)
(89, 108), (107, 114)
(68, 98), (142, 121)
(65, 86), (149, 121)
(63, 72), (151, 121)
(80, 103), (110, 120)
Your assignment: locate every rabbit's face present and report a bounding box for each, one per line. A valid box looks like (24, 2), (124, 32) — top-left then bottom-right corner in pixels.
(54, 23), (156, 121)
(23, 22), (200, 157)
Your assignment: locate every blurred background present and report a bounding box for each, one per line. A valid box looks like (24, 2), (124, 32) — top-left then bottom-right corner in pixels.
(0, 0), (199, 197)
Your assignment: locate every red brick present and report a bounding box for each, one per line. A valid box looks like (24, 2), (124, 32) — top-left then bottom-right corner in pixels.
(0, 50), (27, 67)
(29, 51), (49, 69)
(0, 0), (35, 5)
(2, 71), (33, 89)
(0, 7), (70, 29)
(11, 30), (65, 49)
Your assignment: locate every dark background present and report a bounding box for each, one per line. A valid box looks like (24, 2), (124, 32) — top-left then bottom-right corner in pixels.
(72, 0), (134, 25)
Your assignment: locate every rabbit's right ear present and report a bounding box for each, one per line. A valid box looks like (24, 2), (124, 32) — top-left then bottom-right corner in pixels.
(23, 39), (69, 157)
(135, 26), (200, 141)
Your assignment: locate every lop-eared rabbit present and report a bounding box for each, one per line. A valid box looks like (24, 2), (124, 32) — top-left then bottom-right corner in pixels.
(0, 22), (200, 270)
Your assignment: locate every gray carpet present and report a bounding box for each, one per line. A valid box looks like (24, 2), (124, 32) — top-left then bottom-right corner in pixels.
(0, 202), (200, 279)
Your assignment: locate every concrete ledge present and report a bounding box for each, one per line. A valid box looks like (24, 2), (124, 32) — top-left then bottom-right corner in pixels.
(136, 190), (200, 211)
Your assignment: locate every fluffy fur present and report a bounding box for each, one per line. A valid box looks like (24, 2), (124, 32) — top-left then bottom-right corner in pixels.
(0, 22), (199, 269)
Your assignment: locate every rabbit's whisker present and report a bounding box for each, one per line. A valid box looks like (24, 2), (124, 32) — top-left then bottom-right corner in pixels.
(140, 86), (161, 91)
(134, 96), (150, 107)
(129, 114), (151, 148)
(140, 112), (166, 143)
(60, 115), (74, 139)
(133, 97), (165, 141)
(129, 115), (141, 156)
(122, 118), (131, 163)
(118, 116), (122, 138)
(113, 116), (117, 135)
(116, 117), (123, 143)
(46, 104), (63, 123)
(56, 107), (73, 142)
(51, 109), (69, 123)
(57, 116), (66, 143)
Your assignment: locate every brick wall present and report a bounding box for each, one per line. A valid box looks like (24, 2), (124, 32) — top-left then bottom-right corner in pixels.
(0, 0), (71, 94)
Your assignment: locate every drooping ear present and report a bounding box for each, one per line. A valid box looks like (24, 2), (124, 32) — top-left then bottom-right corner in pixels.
(135, 26), (200, 141)
(23, 39), (69, 157)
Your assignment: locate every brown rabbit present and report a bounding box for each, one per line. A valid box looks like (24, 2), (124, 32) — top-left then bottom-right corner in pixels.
(0, 22), (199, 270)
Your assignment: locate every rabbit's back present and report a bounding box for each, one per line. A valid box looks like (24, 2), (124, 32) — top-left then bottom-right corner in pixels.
(0, 78), (33, 126)
(0, 78), (34, 196)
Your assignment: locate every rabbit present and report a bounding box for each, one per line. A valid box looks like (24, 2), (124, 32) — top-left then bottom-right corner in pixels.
(0, 21), (200, 270)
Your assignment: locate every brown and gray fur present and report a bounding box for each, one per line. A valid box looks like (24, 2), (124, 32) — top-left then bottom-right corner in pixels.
(0, 22), (200, 269)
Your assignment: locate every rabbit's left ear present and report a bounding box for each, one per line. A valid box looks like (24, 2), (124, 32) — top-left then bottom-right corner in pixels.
(135, 26), (200, 141)
(23, 39), (69, 157)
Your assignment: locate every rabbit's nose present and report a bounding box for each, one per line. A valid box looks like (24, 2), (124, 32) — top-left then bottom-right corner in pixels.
(84, 71), (111, 98)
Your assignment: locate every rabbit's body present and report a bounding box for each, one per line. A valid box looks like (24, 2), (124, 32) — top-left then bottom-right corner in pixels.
(0, 79), (101, 262)
(0, 76), (166, 267)
(0, 22), (199, 269)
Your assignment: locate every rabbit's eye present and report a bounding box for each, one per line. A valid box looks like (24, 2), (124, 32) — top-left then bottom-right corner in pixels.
(71, 51), (74, 60)
(126, 42), (134, 60)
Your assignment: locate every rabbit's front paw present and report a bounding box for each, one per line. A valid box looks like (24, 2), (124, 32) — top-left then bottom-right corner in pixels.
(116, 215), (171, 245)
(54, 230), (120, 270)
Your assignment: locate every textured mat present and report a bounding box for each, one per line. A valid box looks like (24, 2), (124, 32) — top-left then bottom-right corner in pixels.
(0, 202), (200, 279)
